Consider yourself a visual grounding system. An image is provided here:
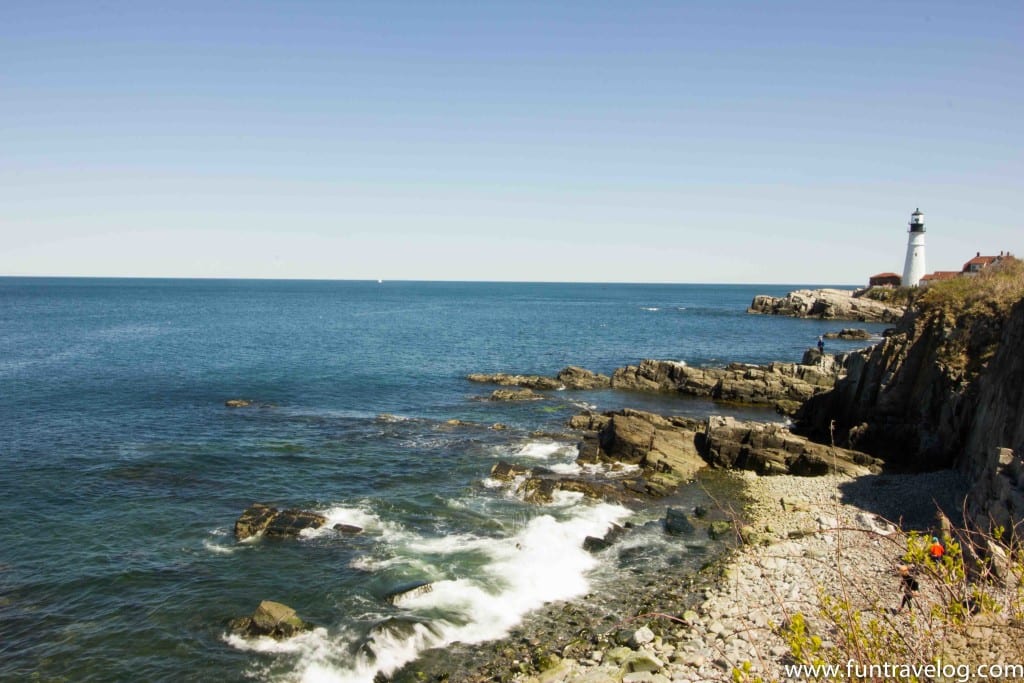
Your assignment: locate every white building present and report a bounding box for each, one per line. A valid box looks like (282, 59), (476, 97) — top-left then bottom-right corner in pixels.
(902, 208), (926, 287)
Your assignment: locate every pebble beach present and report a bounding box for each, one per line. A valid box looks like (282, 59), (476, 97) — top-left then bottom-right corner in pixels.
(413, 468), (987, 683)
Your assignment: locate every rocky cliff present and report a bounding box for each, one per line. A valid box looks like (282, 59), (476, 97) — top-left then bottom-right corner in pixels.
(795, 260), (1024, 533)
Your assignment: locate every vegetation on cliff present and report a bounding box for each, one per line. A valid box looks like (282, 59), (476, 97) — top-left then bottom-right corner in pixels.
(910, 257), (1023, 375)
(917, 255), (1024, 318)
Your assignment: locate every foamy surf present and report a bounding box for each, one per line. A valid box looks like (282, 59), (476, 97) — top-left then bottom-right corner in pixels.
(513, 441), (573, 460)
(237, 499), (629, 683)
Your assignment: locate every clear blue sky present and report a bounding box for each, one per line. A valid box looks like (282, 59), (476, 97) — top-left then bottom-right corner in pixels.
(2, 1), (1020, 283)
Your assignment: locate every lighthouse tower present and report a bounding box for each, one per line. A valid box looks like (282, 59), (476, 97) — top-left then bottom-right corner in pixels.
(902, 208), (926, 287)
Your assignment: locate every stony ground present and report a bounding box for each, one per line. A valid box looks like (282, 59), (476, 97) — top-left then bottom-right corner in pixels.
(396, 468), (1024, 683)
(507, 469), (1024, 683)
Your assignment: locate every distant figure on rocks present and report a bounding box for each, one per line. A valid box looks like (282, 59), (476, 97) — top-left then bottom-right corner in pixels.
(929, 536), (945, 561)
(817, 335), (825, 354)
(897, 564), (919, 612)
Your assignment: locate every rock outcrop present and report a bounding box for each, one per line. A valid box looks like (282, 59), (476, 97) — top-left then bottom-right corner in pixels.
(229, 600), (312, 639)
(795, 264), (1024, 532)
(234, 504), (328, 541)
(610, 358), (845, 415)
(702, 416), (882, 477)
(748, 288), (904, 322)
(468, 366), (611, 391)
(567, 409), (881, 484)
(824, 328), (873, 340)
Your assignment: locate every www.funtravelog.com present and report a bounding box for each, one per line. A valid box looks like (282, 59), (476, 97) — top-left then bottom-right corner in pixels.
(784, 660), (1024, 681)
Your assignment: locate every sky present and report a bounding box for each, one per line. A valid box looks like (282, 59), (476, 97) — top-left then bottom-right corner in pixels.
(2, 1), (1021, 284)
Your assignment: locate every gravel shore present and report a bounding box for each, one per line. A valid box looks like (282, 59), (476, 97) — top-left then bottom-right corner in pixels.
(393, 467), (1011, 683)
(505, 468), (973, 683)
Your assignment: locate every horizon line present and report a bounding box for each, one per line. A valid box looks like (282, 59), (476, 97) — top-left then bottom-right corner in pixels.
(0, 274), (863, 288)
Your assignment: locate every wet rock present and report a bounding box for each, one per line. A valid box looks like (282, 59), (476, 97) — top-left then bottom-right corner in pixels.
(229, 600), (312, 639)
(264, 509), (328, 539)
(583, 524), (626, 553)
(664, 508), (695, 535)
(490, 460), (532, 482)
(225, 399), (253, 408)
(383, 580), (433, 605)
(333, 523), (363, 534)
(234, 503), (278, 541)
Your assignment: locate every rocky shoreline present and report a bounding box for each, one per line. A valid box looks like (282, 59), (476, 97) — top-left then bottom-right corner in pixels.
(394, 468), (974, 683)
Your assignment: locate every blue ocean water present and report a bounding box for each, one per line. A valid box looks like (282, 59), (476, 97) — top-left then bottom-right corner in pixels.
(0, 278), (885, 682)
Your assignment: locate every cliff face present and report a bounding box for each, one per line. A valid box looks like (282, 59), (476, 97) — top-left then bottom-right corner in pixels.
(795, 284), (1024, 530)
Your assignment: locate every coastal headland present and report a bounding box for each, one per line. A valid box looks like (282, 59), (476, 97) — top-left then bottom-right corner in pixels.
(397, 262), (1024, 682)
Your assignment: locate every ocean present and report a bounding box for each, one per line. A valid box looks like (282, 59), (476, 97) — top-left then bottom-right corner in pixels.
(0, 278), (887, 682)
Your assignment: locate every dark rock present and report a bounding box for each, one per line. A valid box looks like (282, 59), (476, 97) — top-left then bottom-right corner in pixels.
(383, 580), (433, 605)
(235, 503), (278, 541)
(490, 461), (532, 482)
(263, 509), (328, 539)
(229, 600), (312, 639)
(824, 328), (873, 340)
(333, 523), (362, 534)
(664, 507), (695, 534)
(582, 536), (612, 553)
(583, 524), (626, 553)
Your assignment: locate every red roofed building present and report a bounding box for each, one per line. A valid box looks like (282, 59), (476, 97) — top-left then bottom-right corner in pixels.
(962, 252), (1006, 274)
(869, 272), (902, 287)
(920, 271), (960, 285)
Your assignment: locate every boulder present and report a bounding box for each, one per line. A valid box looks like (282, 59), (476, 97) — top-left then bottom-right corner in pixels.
(333, 523), (363, 534)
(583, 524), (627, 553)
(234, 504), (328, 541)
(225, 399), (253, 408)
(595, 409), (706, 481)
(664, 507), (695, 534)
(235, 503), (279, 541)
(229, 600), (312, 639)
(264, 509), (328, 539)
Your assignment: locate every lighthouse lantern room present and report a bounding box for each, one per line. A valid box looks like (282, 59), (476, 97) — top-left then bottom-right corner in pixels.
(902, 208), (926, 287)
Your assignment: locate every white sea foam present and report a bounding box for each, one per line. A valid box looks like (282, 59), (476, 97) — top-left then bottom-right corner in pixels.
(547, 462), (582, 475)
(239, 499), (630, 682)
(203, 540), (238, 555)
(299, 505), (407, 543)
(514, 441), (569, 460)
(641, 307), (660, 311)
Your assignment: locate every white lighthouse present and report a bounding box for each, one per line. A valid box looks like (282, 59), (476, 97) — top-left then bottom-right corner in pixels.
(902, 208), (926, 287)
